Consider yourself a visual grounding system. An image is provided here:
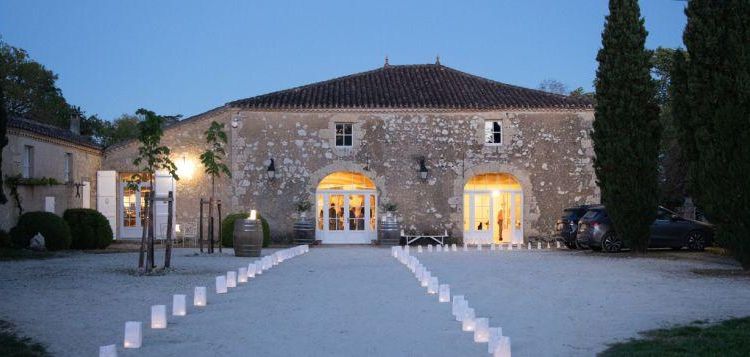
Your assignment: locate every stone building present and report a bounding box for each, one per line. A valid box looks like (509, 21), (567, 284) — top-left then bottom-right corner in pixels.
(101, 62), (598, 244)
(1, 117), (102, 230)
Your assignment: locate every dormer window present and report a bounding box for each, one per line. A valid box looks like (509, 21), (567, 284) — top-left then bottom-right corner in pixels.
(484, 120), (502, 145)
(335, 122), (353, 147)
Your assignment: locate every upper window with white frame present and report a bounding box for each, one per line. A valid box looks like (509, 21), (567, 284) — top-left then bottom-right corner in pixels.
(22, 145), (34, 178)
(335, 122), (353, 147)
(484, 120), (502, 145)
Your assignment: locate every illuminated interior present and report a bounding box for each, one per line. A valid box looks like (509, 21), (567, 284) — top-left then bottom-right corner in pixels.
(317, 171), (376, 191)
(315, 172), (377, 243)
(463, 173), (523, 244)
(464, 173), (521, 191)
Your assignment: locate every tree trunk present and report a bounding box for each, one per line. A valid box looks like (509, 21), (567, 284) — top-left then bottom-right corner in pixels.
(138, 189), (148, 270)
(164, 191), (174, 268)
(147, 183), (155, 269)
(199, 198), (204, 253)
(217, 199), (222, 253)
(208, 197), (214, 254)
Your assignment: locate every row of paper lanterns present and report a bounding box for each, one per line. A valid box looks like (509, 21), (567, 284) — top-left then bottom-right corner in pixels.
(100, 245), (310, 357)
(415, 241), (561, 254)
(392, 246), (512, 357)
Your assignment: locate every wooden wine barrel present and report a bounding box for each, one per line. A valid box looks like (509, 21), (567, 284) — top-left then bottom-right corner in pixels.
(293, 219), (315, 245)
(233, 218), (262, 257)
(378, 217), (401, 246)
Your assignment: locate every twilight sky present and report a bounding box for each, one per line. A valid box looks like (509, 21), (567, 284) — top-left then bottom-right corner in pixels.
(0, 0), (687, 120)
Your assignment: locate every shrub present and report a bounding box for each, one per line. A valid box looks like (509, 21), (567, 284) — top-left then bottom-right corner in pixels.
(221, 212), (271, 248)
(9, 211), (71, 251)
(0, 230), (10, 248)
(63, 209), (114, 249)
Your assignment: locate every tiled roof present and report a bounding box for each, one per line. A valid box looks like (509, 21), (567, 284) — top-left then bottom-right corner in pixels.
(8, 117), (102, 150)
(229, 64), (593, 110)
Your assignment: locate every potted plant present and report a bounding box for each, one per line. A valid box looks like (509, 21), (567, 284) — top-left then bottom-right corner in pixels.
(295, 199), (313, 220)
(293, 199), (315, 245)
(383, 202), (398, 219)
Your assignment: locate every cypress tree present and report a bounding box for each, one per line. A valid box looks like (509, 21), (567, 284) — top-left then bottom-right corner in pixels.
(592, 0), (661, 253)
(682, 0), (750, 268)
(0, 84), (8, 205)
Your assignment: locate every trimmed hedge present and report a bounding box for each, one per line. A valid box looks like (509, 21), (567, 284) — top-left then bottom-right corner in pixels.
(63, 209), (114, 249)
(10, 211), (72, 251)
(0, 230), (10, 248)
(221, 213), (271, 248)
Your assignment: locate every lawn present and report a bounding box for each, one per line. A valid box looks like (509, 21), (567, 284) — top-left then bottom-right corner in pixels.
(0, 320), (49, 357)
(600, 317), (750, 356)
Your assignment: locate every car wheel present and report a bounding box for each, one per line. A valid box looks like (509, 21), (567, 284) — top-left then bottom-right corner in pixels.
(602, 233), (622, 253)
(686, 231), (706, 251)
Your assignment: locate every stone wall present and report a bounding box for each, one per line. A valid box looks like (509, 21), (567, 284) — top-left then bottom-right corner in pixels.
(229, 109), (598, 241)
(1, 130), (102, 230)
(102, 107), (598, 242)
(102, 107), (233, 238)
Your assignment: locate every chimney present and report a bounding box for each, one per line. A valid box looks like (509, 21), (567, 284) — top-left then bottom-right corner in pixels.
(69, 113), (81, 135)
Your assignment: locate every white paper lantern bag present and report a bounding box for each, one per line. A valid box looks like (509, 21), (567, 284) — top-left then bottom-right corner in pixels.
(99, 344), (117, 357)
(150, 305), (167, 329)
(172, 294), (186, 316)
(216, 276), (228, 294)
(238, 267), (248, 283)
(474, 318), (490, 343)
(438, 284), (450, 302)
(123, 321), (142, 349)
(226, 271), (237, 288)
(462, 308), (476, 331)
(493, 336), (511, 357)
(488, 327), (503, 354)
(194, 287), (207, 306)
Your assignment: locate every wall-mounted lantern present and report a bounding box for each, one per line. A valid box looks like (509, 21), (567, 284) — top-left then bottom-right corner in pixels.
(267, 158), (276, 180)
(419, 157), (429, 181)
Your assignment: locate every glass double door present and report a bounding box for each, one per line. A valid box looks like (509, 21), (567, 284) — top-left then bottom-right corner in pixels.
(316, 191), (377, 244)
(463, 191), (523, 244)
(121, 181), (151, 239)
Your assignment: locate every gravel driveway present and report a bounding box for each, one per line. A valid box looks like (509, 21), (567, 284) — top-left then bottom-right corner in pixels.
(0, 247), (748, 356)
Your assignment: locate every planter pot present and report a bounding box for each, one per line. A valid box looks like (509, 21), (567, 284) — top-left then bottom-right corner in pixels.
(378, 215), (401, 246)
(293, 218), (315, 245)
(233, 219), (263, 257)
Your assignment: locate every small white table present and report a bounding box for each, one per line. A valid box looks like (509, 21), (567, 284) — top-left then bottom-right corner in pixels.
(401, 229), (448, 245)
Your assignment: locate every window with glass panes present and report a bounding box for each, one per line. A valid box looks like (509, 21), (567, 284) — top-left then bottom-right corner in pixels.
(335, 123), (353, 147)
(484, 120), (502, 145)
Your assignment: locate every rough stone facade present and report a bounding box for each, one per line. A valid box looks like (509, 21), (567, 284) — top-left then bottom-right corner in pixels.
(103, 107), (598, 242)
(1, 127), (102, 230)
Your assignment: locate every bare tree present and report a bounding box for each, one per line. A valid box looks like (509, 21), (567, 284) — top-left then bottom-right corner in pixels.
(538, 79), (568, 95)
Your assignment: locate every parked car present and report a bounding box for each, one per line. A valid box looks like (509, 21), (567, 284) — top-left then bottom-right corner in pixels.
(555, 205), (593, 249)
(576, 205), (714, 253)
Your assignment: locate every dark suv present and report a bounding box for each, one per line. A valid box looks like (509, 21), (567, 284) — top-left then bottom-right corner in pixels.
(555, 205), (592, 249)
(576, 205), (714, 253)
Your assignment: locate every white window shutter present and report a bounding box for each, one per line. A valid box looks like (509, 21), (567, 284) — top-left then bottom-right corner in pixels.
(81, 181), (91, 208)
(153, 171), (176, 239)
(96, 171), (117, 236)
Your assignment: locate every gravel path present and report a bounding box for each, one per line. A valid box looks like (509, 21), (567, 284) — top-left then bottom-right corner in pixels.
(0, 247), (749, 356)
(416, 249), (750, 356)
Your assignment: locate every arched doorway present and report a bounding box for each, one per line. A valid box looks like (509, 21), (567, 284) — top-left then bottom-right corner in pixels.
(463, 173), (523, 244)
(315, 171), (377, 244)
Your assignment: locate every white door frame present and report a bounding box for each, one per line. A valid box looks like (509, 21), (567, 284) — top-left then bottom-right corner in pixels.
(119, 181), (151, 239)
(315, 189), (377, 244)
(463, 189), (523, 244)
